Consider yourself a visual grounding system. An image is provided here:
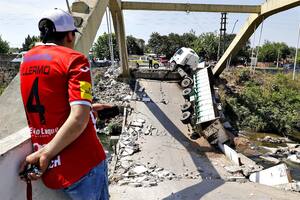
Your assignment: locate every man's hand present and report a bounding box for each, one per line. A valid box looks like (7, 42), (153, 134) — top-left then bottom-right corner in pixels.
(19, 148), (51, 181)
(19, 104), (90, 181)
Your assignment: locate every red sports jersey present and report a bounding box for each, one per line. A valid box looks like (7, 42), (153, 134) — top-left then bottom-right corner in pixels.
(20, 43), (106, 189)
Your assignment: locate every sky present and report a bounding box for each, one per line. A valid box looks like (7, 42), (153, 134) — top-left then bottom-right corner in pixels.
(0, 0), (299, 49)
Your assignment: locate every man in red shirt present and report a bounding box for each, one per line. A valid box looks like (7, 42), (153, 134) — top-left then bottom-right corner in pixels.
(19, 8), (108, 199)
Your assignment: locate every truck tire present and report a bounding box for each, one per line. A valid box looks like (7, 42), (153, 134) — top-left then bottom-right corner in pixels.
(182, 88), (192, 99)
(153, 64), (159, 69)
(170, 61), (177, 71)
(180, 111), (191, 124)
(181, 78), (192, 88)
(181, 102), (192, 112)
(190, 132), (200, 140)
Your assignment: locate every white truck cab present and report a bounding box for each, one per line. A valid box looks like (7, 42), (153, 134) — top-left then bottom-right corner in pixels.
(169, 47), (199, 70)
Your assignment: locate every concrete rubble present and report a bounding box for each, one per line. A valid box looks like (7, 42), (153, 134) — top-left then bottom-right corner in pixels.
(232, 134), (300, 192)
(92, 66), (132, 105)
(276, 182), (300, 192)
(109, 115), (202, 188)
(261, 144), (300, 164)
(258, 136), (291, 144)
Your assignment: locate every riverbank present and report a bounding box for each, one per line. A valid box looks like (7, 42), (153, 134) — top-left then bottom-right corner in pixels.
(217, 68), (300, 139)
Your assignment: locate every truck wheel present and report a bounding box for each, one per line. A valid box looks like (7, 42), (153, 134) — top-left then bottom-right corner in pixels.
(153, 64), (159, 69)
(181, 111), (191, 124)
(170, 61), (177, 71)
(181, 78), (192, 88)
(181, 102), (192, 112)
(190, 132), (200, 140)
(136, 63), (139, 68)
(182, 88), (192, 99)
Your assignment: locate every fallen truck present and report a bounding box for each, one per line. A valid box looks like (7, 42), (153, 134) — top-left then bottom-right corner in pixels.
(169, 47), (233, 147)
(180, 66), (233, 146)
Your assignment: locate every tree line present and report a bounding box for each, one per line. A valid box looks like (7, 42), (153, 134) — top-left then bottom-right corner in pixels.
(91, 31), (300, 65)
(1, 33), (299, 64)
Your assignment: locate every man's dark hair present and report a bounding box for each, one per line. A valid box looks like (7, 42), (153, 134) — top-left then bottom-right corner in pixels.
(39, 19), (74, 44)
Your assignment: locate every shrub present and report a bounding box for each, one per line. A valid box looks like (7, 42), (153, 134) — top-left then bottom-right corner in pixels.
(221, 69), (300, 135)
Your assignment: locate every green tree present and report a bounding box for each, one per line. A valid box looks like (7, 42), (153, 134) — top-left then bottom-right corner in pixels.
(22, 35), (39, 51)
(92, 33), (119, 60)
(182, 31), (197, 47)
(192, 32), (219, 60)
(148, 32), (163, 55)
(126, 35), (144, 55)
(225, 34), (251, 64)
(258, 41), (290, 62)
(9, 47), (21, 53)
(147, 31), (197, 58)
(136, 39), (145, 54)
(0, 35), (9, 53)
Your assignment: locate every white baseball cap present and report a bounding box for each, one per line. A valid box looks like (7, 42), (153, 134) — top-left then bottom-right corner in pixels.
(38, 8), (78, 32)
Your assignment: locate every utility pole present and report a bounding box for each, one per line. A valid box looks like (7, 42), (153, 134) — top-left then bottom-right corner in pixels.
(225, 20), (239, 68)
(231, 20), (238, 34)
(293, 23), (300, 80)
(254, 18), (264, 73)
(276, 48), (280, 68)
(105, 8), (115, 67)
(217, 13), (227, 61)
(250, 25), (257, 71)
(66, 0), (71, 13)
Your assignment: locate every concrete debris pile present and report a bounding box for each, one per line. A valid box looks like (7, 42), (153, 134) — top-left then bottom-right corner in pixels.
(110, 117), (200, 187)
(262, 144), (300, 164)
(92, 66), (132, 105)
(258, 136), (291, 144)
(276, 182), (300, 192)
(223, 165), (247, 182)
(233, 135), (300, 192)
(114, 161), (179, 187)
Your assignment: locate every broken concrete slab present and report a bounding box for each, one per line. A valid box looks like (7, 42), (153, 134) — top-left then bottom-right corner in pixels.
(132, 165), (148, 175)
(287, 154), (300, 164)
(130, 121), (143, 127)
(258, 136), (291, 144)
(259, 155), (280, 164)
(262, 146), (278, 154)
(249, 163), (292, 186)
(123, 95), (132, 101)
(136, 119), (146, 124)
(224, 166), (242, 173)
(219, 143), (241, 166)
(286, 143), (300, 149)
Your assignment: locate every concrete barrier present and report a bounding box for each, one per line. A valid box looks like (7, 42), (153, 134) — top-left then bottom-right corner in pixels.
(0, 128), (69, 200)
